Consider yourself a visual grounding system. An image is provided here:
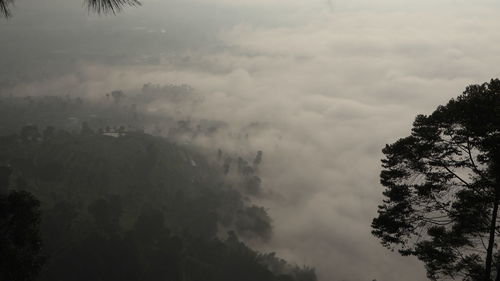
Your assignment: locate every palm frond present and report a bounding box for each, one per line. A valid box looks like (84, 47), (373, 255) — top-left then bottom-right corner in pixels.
(0, 0), (14, 18)
(0, 0), (141, 18)
(85, 0), (141, 15)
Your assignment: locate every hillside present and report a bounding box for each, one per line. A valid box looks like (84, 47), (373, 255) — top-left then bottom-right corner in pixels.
(0, 99), (316, 281)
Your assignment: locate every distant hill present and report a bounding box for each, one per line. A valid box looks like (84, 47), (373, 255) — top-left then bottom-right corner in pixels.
(0, 95), (317, 281)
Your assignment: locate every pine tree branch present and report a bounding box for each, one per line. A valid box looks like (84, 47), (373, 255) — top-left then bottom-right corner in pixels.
(466, 138), (492, 184)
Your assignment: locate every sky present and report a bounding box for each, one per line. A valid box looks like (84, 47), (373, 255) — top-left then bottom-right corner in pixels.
(2, 0), (500, 280)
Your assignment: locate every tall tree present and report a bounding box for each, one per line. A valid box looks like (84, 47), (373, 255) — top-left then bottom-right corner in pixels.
(372, 79), (500, 281)
(0, 166), (45, 281)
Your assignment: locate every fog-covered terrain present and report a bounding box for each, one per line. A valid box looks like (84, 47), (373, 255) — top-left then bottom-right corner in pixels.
(2, 0), (500, 280)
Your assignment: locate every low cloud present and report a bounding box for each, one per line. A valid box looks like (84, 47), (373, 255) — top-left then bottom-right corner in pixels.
(3, 1), (500, 280)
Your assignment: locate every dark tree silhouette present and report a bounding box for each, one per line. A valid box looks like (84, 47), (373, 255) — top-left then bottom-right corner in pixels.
(253, 150), (263, 169)
(81, 121), (94, 135)
(0, 0), (140, 18)
(111, 90), (126, 104)
(372, 79), (500, 281)
(0, 166), (45, 281)
(0, 166), (11, 194)
(88, 197), (122, 234)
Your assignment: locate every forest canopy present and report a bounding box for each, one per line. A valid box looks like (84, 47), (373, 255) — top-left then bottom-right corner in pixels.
(0, 94), (316, 281)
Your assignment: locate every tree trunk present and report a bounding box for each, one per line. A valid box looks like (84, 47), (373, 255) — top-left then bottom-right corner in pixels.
(495, 193), (500, 281)
(492, 153), (500, 281)
(485, 196), (499, 281)
(495, 263), (500, 281)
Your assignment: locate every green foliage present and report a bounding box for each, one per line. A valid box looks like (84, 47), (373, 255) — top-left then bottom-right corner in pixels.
(372, 79), (500, 280)
(0, 92), (316, 281)
(0, 128), (315, 281)
(34, 188), (311, 281)
(0, 130), (270, 240)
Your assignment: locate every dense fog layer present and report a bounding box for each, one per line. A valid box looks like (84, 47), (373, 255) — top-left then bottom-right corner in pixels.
(2, 0), (500, 280)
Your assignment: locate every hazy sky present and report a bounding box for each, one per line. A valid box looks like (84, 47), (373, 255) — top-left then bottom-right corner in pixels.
(2, 0), (500, 280)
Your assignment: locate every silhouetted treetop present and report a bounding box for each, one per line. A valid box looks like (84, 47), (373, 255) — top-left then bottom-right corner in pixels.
(0, 168), (45, 281)
(372, 79), (500, 281)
